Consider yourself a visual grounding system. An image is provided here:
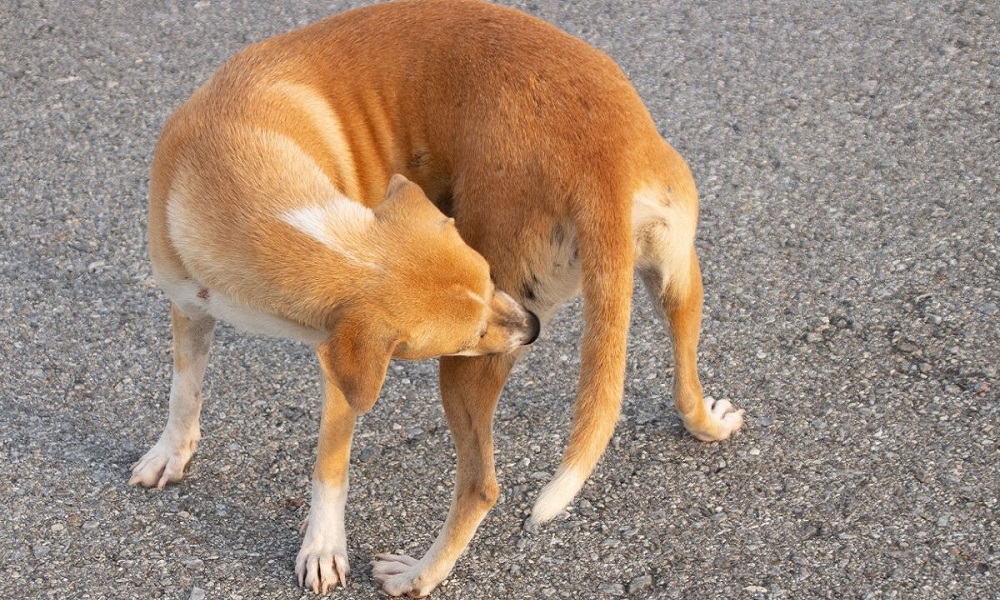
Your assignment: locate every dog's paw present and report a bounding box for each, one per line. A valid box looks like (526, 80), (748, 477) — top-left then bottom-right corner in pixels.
(296, 526), (350, 593)
(128, 434), (198, 488)
(371, 553), (438, 598)
(684, 396), (745, 442)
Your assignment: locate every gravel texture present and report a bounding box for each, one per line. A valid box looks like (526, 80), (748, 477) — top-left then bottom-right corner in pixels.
(1, 1), (997, 598)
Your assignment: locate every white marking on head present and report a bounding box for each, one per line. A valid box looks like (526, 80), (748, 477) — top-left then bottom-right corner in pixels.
(530, 465), (587, 524)
(280, 199), (374, 251)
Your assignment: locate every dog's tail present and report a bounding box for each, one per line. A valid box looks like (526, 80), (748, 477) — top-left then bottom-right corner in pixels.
(531, 184), (635, 524)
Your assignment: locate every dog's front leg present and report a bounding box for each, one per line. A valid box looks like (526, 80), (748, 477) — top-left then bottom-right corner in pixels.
(296, 374), (356, 593)
(372, 354), (516, 597)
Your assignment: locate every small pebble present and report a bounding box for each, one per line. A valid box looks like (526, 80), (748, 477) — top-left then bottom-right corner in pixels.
(628, 575), (653, 594)
(598, 583), (625, 596)
(801, 522), (821, 539)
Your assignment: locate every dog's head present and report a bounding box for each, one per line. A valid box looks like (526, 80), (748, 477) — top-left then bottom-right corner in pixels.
(319, 174), (539, 413)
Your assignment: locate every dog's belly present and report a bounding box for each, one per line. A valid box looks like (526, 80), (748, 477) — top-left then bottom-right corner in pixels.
(156, 270), (328, 346)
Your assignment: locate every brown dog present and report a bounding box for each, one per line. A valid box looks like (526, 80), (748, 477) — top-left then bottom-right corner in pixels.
(131, 0), (744, 596)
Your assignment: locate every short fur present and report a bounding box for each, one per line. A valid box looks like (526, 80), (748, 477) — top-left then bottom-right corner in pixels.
(131, 1), (743, 596)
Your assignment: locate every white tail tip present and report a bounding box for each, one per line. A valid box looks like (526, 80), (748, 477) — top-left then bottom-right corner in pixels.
(530, 467), (587, 524)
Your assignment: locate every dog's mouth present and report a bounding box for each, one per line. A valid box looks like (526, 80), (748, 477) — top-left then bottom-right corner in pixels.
(447, 305), (539, 357)
(493, 291), (541, 350)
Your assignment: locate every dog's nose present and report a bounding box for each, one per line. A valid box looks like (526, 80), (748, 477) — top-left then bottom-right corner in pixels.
(524, 310), (541, 345)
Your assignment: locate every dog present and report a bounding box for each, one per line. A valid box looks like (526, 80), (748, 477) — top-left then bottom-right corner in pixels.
(130, 0), (744, 596)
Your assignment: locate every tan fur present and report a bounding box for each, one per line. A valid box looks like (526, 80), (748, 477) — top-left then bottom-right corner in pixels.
(132, 1), (743, 596)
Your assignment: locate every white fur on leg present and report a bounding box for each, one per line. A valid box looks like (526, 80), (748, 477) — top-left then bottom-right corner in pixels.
(632, 186), (698, 296)
(296, 478), (350, 593)
(530, 466), (587, 524)
(685, 396), (745, 442)
(129, 369), (203, 488)
(128, 426), (199, 488)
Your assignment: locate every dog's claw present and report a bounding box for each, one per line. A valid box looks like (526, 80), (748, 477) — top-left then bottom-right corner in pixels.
(128, 435), (198, 488)
(296, 518), (350, 593)
(685, 396), (745, 442)
(372, 553), (437, 597)
(296, 547), (350, 593)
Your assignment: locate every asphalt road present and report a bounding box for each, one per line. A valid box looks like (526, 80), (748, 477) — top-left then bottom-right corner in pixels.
(2, 1), (997, 598)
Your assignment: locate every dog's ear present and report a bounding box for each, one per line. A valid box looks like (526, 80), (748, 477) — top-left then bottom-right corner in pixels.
(317, 315), (399, 414)
(384, 173), (411, 199)
(377, 174), (442, 220)
(378, 174), (417, 213)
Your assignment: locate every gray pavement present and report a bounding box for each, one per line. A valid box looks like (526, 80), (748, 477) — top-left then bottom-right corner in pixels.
(1, 1), (997, 598)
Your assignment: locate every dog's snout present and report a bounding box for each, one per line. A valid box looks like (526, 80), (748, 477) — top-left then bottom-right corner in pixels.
(524, 310), (541, 345)
(494, 291), (541, 348)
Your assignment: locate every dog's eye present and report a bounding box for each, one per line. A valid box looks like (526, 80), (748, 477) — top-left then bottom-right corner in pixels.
(479, 328), (488, 339)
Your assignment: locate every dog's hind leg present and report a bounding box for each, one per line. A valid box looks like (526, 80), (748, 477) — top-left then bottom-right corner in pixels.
(296, 370), (355, 594)
(372, 353), (516, 597)
(633, 194), (744, 441)
(130, 303), (215, 488)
